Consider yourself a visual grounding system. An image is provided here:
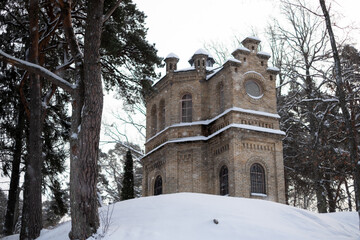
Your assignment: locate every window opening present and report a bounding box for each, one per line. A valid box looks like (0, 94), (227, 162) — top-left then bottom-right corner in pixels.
(220, 165), (229, 195)
(181, 94), (192, 122)
(154, 175), (162, 195)
(250, 164), (266, 194)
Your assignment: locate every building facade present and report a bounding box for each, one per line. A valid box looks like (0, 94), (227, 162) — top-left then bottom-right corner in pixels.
(141, 37), (286, 203)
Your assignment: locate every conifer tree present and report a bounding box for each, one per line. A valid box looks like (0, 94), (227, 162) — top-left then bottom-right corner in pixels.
(121, 150), (135, 200)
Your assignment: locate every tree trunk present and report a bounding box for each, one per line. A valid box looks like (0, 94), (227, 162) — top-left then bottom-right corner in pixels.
(319, 0), (360, 225)
(3, 101), (25, 236)
(20, 0), (43, 238)
(69, 0), (104, 238)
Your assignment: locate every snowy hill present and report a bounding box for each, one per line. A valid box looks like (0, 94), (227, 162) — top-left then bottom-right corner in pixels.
(4, 193), (359, 240)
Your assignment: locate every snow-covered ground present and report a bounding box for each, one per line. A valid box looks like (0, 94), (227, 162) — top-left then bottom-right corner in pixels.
(4, 193), (359, 240)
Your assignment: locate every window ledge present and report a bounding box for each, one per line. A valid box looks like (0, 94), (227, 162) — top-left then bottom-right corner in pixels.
(251, 193), (267, 197)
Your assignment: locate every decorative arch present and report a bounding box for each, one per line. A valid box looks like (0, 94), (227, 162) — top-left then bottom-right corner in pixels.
(217, 82), (225, 113)
(159, 99), (165, 130)
(151, 104), (157, 136)
(181, 93), (192, 122)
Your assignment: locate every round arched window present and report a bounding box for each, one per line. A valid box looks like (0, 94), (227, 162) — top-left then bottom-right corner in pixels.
(245, 80), (262, 98)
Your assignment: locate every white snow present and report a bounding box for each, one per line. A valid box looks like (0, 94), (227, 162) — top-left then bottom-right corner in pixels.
(70, 133), (78, 139)
(246, 36), (261, 42)
(146, 107), (281, 144)
(174, 66), (195, 72)
(144, 123), (285, 157)
(234, 46), (251, 52)
(206, 67), (223, 80)
(0, 50), (76, 91)
(257, 51), (271, 57)
(193, 48), (210, 55)
(247, 93), (264, 99)
(4, 193), (359, 240)
(267, 66), (280, 72)
(225, 57), (242, 64)
(165, 52), (179, 59)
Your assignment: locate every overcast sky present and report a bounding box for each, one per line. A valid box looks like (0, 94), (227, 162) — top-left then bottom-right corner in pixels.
(102, 0), (360, 147)
(133, 0), (360, 71)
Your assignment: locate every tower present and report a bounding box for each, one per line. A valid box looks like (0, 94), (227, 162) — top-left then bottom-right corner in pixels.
(141, 37), (285, 203)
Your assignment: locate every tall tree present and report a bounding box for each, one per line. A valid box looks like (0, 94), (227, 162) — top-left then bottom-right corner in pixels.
(121, 150), (135, 200)
(319, 0), (360, 225)
(20, 0), (43, 238)
(1, 0), (161, 238)
(269, 0), (332, 213)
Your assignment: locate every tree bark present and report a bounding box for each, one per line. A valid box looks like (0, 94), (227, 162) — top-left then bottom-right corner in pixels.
(319, 0), (360, 225)
(20, 0), (43, 238)
(68, 0), (104, 238)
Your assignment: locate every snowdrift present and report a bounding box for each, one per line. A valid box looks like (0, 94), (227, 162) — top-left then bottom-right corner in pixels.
(4, 193), (359, 240)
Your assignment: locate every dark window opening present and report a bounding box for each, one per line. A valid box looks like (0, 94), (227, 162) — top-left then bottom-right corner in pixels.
(261, 61), (264, 66)
(220, 165), (229, 195)
(243, 57), (246, 62)
(154, 175), (162, 195)
(169, 63), (173, 70)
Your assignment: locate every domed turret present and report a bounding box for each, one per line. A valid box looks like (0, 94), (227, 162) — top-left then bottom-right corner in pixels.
(188, 49), (215, 70)
(165, 53), (179, 73)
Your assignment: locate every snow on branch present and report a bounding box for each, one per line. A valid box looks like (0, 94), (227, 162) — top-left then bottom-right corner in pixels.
(0, 50), (76, 94)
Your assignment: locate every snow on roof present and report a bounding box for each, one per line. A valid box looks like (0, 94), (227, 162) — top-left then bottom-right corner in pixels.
(225, 58), (242, 64)
(174, 66), (195, 72)
(234, 46), (251, 52)
(206, 67), (223, 80)
(144, 123), (284, 157)
(165, 52), (179, 59)
(267, 66), (280, 72)
(194, 48), (210, 56)
(257, 51), (271, 57)
(145, 106), (281, 144)
(245, 36), (261, 42)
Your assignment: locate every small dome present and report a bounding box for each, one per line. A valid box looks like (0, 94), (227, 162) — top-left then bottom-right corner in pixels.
(165, 52), (179, 60)
(188, 48), (215, 67)
(193, 48), (210, 56)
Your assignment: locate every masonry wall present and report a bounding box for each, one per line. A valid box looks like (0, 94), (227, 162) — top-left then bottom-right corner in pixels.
(142, 39), (285, 203)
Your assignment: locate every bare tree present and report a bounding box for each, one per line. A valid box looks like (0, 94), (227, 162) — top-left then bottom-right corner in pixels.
(319, 0), (360, 226)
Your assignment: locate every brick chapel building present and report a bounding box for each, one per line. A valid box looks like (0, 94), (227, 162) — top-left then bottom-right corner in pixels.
(141, 37), (286, 203)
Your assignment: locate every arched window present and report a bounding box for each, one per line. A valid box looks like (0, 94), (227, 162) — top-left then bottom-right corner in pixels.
(159, 99), (165, 130)
(151, 105), (157, 136)
(250, 163), (266, 194)
(218, 82), (225, 113)
(181, 94), (192, 122)
(219, 165), (229, 196)
(154, 175), (162, 195)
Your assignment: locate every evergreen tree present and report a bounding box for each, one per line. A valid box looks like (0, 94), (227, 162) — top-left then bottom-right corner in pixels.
(121, 150), (135, 200)
(1, 0), (161, 237)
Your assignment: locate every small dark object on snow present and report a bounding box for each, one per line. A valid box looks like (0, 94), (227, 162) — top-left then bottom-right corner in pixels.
(213, 219), (219, 224)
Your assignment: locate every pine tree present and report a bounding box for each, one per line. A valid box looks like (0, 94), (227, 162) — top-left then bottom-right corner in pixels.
(121, 150), (135, 201)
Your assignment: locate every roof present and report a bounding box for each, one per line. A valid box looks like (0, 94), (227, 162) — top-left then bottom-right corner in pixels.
(165, 52), (179, 60)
